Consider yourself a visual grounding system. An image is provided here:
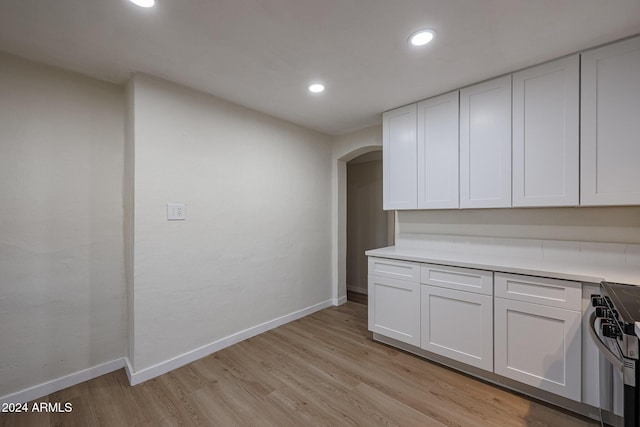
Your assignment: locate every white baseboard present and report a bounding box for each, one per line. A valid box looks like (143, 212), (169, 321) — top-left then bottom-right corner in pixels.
(0, 358), (126, 405)
(1, 299), (334, 400)
(126, 299), (333, 386)
(333, 295), (347, 306)
(346, 286), (368, 295)
(124, 357), (134, 385)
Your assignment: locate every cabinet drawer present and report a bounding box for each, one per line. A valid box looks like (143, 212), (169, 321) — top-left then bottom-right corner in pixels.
(368, 257), (420, 282)
(494, 273), (581, 310)
(421, 264), (493, 295)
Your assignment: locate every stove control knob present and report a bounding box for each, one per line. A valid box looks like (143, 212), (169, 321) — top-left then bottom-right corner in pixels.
(591, 295), (605, 307)
(602, 323), (622, 339)
(595, 307), (610, 318)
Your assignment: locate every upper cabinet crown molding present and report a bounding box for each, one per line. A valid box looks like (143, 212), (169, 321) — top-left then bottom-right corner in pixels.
(417, 91), (459, 209)
(512, 55), (580, 207)
(581, 36), (640, 206)
(383, 104), (417, 210)
(459, 75), (512, 208)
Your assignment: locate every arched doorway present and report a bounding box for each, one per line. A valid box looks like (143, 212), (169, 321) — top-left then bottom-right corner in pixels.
(331, 125), (392, 306)
(346, 151), (393, 304)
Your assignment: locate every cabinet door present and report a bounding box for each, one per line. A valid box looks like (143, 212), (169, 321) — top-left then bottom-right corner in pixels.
(421, 285), (493, 371)
(368, 275), (420, 346)
(383, 104), (417, 210)
(512, 55), (579, 207)
(494, 297), (581, 401)
(460, 75), (512, 208)
(581, 36), (640, 206)
(417, 91), (459, 209)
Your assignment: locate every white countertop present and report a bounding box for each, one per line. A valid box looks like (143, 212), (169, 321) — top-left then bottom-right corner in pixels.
(365, 245), (640, 285)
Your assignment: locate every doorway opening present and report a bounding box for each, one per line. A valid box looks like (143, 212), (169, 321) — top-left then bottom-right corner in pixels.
(346, 150), (394, 305)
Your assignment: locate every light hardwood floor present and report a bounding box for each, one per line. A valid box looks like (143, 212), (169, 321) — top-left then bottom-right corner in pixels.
(1, 302), (599, 427)
(346, 290), (368, 306)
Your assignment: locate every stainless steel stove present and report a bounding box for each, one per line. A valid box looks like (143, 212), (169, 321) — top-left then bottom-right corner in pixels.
(592, 282), (640, 427)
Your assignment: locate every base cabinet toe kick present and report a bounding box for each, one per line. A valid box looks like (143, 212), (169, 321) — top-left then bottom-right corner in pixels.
(368, 256), (618, 425)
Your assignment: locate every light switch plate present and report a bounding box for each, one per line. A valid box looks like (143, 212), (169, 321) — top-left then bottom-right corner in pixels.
(167, 203), (186, 221)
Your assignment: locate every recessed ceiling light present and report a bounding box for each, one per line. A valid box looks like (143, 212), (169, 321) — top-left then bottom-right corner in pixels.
(409, 29), (435, 46)
(129, 0), (155, 8)
(308, 83), (325, 94)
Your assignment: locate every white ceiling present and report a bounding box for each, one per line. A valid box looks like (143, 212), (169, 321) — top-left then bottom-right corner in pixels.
(1, 0), (640, 135)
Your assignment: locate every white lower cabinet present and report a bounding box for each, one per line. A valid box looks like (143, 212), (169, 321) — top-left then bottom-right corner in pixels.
(368, 256), (586, 404)
(421, 285), (493, 371)
(368, 274), (420, 346)
(494, 297), (582, 401)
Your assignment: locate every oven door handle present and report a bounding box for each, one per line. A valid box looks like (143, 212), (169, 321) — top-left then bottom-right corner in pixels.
(589, 312), (624, 371)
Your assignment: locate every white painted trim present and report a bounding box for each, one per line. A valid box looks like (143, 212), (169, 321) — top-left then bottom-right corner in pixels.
(331, 130), (382, 330)
(124, 357), (134, 385)
(1, 300), (334, 401)
(333, 295), (348, 306)
(346, 285), (368, 295)
(0, 358), (126, 405)
(126, 299), (333, 386)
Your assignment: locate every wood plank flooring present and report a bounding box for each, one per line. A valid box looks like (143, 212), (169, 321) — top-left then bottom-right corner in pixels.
(346, 290), (368, 306)
(1, 302), (599, 427)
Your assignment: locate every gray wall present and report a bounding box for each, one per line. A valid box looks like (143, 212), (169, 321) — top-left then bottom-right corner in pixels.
(128, 74), (333, 371)
(0, 53), (126, 397)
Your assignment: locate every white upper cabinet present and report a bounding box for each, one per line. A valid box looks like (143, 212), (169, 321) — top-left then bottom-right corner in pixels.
(382, 36), (640, 211)
(460, 76), (512, 208)
(383, 104), (417, 210)
(417, 91), (459, 209)
(512, 55), (579, 207)
(581, 36), (640, 206)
